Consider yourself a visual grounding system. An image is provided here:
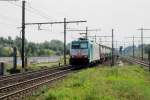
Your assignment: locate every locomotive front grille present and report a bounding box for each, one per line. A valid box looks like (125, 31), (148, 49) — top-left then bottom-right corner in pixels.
(70, 57), (89, 65)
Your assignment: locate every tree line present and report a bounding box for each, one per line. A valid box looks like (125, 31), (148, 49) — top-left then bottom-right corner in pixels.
(0, 36), (69, 57)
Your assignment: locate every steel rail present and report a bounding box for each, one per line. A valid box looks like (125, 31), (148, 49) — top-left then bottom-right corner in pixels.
(0, 68), (73, 94)
(123, 57), (149, 67)
(0, 67), (73, 100)
(0, 65), (70, 87)
(0, 65), (63, 79)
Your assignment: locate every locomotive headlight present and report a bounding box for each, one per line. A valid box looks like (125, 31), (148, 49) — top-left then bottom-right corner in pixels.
(71, 55), (76, 58)
(83, 55), (88, 58)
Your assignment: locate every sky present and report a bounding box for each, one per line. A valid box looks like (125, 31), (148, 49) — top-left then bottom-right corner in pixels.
(0, 0), (150, 48)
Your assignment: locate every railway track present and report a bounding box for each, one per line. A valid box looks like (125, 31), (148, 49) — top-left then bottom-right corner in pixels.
(0, 65), (64, 80)
(123, 57), (149, 67)
(0, 60), (107, 100)
(0, 65), (70, 87)
(0, 66), (73, 100)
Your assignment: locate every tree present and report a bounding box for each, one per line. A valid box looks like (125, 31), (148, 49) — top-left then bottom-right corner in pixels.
(145, 44), (150, 54)
(0, 36), (65, 57)
(0, 47), (13, 57)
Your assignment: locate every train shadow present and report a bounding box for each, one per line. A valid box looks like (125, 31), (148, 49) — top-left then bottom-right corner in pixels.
(71, 59), (112, 71)
(71, 62), (101, 70)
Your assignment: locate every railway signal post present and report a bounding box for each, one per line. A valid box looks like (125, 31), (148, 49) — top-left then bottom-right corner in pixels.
(119, 46), (123, 55)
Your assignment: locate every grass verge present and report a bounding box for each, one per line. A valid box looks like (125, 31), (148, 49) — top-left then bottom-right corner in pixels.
(28, 64), (150, 100)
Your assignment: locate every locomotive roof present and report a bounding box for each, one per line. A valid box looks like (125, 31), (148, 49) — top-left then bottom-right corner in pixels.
(72, 38), (90, 42)
(71, 38), (111, 49)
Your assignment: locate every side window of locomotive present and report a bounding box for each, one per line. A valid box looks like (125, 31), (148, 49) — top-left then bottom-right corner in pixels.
(80, 42), (88, 49)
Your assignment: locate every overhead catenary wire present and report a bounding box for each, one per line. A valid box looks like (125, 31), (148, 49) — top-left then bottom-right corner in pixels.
(2, 1), (57, 32)
(7, 1), (56, 21)
(26, 2), (56, 21)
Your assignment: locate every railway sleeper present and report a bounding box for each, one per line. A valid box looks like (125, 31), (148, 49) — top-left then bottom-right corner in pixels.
(0, 68), (65, 88)
(0, 69), (71, 94)
(0, 74), (68, 100)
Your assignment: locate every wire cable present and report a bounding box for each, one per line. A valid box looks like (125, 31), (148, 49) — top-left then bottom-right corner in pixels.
(26, 2), (55, 21)
(8, 1), (56, 21)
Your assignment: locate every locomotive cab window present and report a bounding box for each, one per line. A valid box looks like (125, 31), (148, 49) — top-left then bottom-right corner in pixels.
(80, 42), (88, 49)
(71, 42), (88, 49)
(72, 44), (80, 49)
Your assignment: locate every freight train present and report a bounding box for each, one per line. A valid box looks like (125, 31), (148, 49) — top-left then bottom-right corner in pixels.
(69, 38), (112, 65)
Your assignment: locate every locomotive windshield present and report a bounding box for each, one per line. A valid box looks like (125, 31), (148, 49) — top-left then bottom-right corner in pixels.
(72, 42), (88, 49)
(80, 43), (88, 49)
(72, 44), (80, 49)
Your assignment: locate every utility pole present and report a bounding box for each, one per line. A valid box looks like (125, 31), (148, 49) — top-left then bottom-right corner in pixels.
(79, 27), (88, 39)
(22, 0), (25, 70)
(141, 28), (143, 60)
(25, 19), (86, 65)
(64, 18), (67, 65)
(133, 36), (135, 58)
(137, 28), (150, 60)
(126, 36), (150, 58)
(148, 51), (150, 72)
(111, 29), (114, 66)
(85, 27), (88, 39)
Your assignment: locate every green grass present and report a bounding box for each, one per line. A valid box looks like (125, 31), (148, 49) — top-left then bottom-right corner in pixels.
(4, 56), (70, 74)
(28, 56), (70, 70)
(30, 65), (150, 100)
(4, 61), (61, 75)
(28, 62), (61, 70)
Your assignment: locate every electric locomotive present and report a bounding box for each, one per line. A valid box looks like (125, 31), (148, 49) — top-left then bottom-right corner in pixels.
(70, 38), (90, 65)
(70, 38), (110, 65)
(69, 38), (111, 65)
